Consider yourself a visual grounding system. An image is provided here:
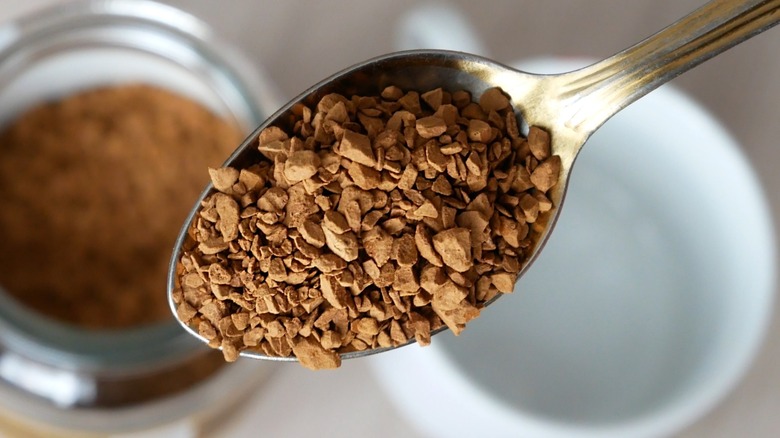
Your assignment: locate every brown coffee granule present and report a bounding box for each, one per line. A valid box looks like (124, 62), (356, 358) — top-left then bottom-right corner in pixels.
(0, 84), (243, 329)
(172, 86), (560, 369)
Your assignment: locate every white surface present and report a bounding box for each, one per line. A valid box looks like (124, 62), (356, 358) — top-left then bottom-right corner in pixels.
(214, 360), (419, 438)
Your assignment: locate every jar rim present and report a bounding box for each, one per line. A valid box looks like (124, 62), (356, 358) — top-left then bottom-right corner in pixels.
(0, 0), (277, 126)
(1, 0), (215, 52)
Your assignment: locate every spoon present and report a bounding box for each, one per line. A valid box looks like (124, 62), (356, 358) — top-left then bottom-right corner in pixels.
(168, 0), (779, 361)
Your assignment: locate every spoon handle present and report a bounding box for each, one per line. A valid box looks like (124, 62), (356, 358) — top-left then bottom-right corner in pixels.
(558, 0), (779, 136)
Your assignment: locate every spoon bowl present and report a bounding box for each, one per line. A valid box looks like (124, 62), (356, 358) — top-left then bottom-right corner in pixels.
(168, 0), (779, 361)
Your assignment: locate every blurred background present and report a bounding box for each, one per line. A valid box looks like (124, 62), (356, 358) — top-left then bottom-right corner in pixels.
(1, 1), (778, 437)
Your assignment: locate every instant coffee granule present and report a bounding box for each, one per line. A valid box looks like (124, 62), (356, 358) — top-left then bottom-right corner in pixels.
(0, 84), (243, 329)
(173, 86), (561, 369)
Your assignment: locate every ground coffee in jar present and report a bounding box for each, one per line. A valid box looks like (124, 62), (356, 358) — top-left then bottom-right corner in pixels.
(0, 84), (243, 329)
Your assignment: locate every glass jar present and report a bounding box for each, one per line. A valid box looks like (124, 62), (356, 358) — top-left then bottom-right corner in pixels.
(0, 1), (278, 436)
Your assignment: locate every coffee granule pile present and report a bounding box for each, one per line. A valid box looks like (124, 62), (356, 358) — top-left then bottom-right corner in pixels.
(0, 85), (243, 329)
(173, 85), (560, 369)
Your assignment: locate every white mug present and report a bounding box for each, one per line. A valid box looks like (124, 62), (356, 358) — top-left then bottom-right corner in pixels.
(371, 5), (776, 438)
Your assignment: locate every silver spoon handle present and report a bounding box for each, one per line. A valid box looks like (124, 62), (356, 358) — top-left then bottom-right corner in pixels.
(558, 0), (780, 136)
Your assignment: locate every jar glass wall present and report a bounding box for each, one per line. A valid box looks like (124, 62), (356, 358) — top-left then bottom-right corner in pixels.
(0, 1), (277, 435)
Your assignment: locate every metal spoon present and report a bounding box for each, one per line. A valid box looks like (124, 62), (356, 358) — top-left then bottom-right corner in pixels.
(168, 0), (779, 361)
